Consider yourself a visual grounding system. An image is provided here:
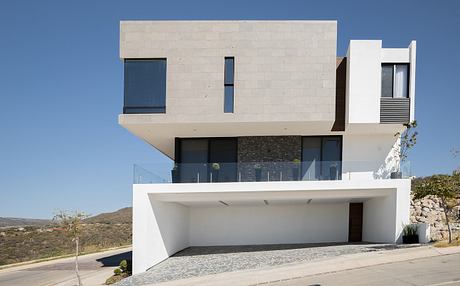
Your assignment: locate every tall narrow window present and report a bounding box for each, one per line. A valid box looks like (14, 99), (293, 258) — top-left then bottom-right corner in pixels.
(124, 59), (167, 114)
(224, 57), (234, 113)
(381, 64), (409, 98)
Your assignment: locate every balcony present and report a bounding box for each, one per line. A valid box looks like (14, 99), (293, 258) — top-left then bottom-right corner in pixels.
(133, 161), (411, 184)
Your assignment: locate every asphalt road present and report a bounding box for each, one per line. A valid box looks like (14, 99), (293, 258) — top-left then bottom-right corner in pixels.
(0, 247), (132, 286)
(272, 252), (460, 286)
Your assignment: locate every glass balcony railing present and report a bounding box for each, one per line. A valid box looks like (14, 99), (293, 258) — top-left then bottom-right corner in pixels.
(133, 161), (411, 184)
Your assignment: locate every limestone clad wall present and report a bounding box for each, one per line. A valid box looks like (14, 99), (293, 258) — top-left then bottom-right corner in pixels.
(120, 21), (337, 123)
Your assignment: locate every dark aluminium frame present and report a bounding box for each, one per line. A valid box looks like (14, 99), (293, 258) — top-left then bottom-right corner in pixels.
(123, 58), (168, 114)
(174, 137), (239, 182)
(174, 136), (343, 181)
(300, 135), (343, 180)
(224, 57), (235, 113)
(381, 63), (410, 99)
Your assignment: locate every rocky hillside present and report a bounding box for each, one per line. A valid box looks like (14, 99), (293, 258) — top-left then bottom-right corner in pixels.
(0, 207), (132, 266)
(85, 207), (132, 224)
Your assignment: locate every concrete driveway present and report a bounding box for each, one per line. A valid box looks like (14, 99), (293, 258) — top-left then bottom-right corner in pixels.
(0, 247), (132, 286)
(117, 243), (408, 286)
(136, 245), (460, 286)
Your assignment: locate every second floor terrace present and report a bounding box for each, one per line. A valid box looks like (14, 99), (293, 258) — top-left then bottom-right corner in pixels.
(134, 160), (411, 184)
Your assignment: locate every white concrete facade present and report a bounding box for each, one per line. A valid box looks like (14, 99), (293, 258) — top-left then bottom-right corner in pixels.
(345, 40), (416, 125)
(133, 180), (410, 273)
(118, 20), (417, 274)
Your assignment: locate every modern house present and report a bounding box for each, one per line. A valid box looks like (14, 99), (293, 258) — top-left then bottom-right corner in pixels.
(118, 20), (416, 274)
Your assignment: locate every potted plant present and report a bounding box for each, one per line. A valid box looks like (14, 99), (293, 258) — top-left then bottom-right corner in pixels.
(392, 120), (417, 179)
(402, 224), (419, 244)
(292, 159), (301, 181)
(329, 161), (338, 180)
(254, 164), (262, 182)
(171, 164), (179, 183)
(211, 163), (220, 182)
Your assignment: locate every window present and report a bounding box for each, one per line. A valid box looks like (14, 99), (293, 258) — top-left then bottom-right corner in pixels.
(381, 64), (409, 98)
(124, 59), (167, 114)
(224, 57), (234, 113)
(176, 138), (237, 182)
(301, 136), (342, 180)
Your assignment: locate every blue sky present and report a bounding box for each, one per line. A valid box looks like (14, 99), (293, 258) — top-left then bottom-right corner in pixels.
(0, 0), (459, 218)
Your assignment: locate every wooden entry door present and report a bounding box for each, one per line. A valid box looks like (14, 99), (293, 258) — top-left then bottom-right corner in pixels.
(348, 203), (363, 242)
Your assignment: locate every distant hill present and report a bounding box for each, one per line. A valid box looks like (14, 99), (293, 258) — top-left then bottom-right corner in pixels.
(0, 207), (132, 228)
(0, 207), (133, 266)
(85, 207), (132, 224)
(0, 217), (51, 228)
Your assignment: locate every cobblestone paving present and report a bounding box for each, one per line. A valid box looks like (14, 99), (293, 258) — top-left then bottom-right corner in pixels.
(116, 243), (406, 286)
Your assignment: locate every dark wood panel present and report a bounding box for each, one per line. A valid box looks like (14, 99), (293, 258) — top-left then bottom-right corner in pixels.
(332, 57), (346, 132)
(348, 203), (363, 242)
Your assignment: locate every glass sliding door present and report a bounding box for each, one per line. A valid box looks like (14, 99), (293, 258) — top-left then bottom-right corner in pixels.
(301, 136), (342, 181)
(176, 138), (237, 183)
(178, 139), (208, 183)
(209, 138), (237, 182)
(301, 137), (322, 180)
(321, 137), (342, 180)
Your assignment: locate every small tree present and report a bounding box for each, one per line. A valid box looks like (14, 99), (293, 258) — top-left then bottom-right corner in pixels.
(53, 210), (89, 286)
(413, 174), (459, 243)
(394, 120), (418, 174)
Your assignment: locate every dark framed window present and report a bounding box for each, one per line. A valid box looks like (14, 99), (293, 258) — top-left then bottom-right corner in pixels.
(301, 136), (342, 180)
(224, 57), (234, 113)
(124, 59), (167, 114)
(381, 63), (409, 98)
(175, 138), (237, 182)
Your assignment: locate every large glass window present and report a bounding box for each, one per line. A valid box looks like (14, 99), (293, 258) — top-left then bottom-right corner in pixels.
(381, 64), (409, 98)
(178, 139), (208, 183)
(224, 57), (234, 113)
(124, 59), (167, 114)
(176, 138), (237, 183)
(301, 136), (342, 180)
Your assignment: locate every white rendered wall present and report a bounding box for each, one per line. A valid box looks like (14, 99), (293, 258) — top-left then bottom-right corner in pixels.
(363, 182), (410, 243)
(132, 180), (411, 273)
(346, 40), (382, 124)
(342, 133), (399, 179)
(346, 40), (416, 125)
(189, 203), (349, 246)
(409, 41), (417, 121)
(132, 191), (189, 274)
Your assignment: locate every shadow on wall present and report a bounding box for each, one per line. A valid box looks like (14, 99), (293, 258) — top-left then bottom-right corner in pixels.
(96, 251), (132, 267)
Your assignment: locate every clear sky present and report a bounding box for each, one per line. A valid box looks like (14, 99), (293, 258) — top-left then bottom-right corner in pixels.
(0, 0), (459, 219)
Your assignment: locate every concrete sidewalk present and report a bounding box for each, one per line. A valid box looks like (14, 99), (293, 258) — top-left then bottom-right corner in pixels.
(149, 246), (460, 286)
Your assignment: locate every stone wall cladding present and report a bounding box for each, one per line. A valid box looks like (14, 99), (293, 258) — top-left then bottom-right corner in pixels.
(410, 196), (459, 241)
(237, 136), (301, 181)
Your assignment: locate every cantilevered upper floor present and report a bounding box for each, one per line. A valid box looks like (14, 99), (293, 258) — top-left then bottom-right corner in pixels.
(118, 20), (416, 158)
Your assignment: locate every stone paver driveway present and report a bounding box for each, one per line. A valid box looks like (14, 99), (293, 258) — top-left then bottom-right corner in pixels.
(116, 243), (405, 286)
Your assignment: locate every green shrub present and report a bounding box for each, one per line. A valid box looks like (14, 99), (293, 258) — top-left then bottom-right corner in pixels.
(403, 224), (418, 236)
(113, 268), (122, 275)
(119, 260), (128, 272)
(118, 259), (132, 274)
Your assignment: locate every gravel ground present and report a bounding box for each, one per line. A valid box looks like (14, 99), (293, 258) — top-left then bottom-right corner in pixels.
(116, 243), (409, 286)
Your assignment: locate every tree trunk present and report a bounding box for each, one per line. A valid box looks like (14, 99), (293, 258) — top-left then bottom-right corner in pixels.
(441, 198), (452, 244)
(76, 237), (82, 286)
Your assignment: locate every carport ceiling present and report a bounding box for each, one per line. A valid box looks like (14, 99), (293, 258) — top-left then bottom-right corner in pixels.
(178, 197), (369, 207)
